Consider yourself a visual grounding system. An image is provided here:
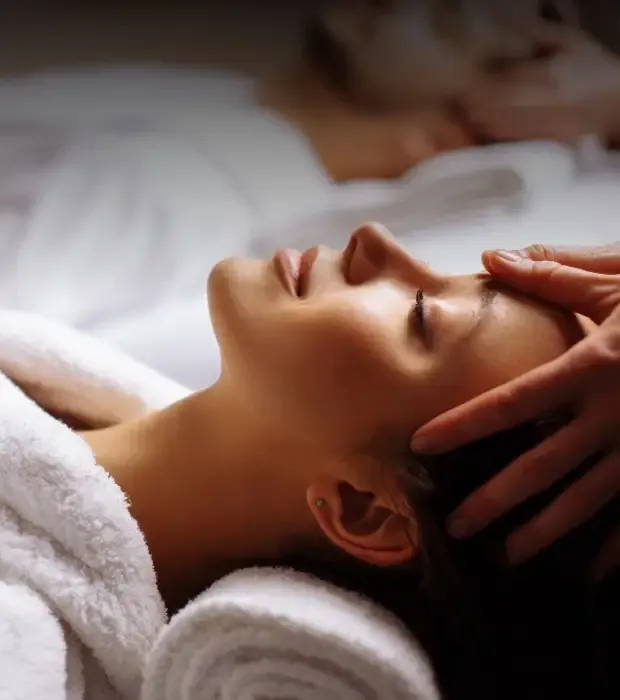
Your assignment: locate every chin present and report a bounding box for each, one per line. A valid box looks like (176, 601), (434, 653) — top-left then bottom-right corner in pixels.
(207, 255), (233, 303)
(207, 258), (244, 341)
(207, 256), (236, 294)
(207, 256), (270, 356)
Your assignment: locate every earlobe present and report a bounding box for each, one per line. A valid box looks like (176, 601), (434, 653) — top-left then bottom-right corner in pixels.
(307, 478), (418, 568)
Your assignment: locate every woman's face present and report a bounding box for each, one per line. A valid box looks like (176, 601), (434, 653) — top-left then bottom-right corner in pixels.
(207, 224), (581, 457)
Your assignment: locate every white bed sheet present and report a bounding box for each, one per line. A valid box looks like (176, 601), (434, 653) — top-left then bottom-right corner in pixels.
(93, 139), (620, 389)
(0, 66), (617, 389)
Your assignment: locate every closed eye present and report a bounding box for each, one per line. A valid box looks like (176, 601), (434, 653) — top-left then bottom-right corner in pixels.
(411, 289), (426, 338)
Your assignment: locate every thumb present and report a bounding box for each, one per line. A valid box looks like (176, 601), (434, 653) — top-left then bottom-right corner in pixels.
(482, 249), (620, 324)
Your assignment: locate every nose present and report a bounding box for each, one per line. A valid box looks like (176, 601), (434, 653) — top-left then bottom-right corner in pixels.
(345, 223), (436, 286)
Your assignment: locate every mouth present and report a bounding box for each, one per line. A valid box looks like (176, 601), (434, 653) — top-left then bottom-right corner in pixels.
(274, 247), (319, 297)
(297, 247), (319, 297)
(274, 249), (302, 296)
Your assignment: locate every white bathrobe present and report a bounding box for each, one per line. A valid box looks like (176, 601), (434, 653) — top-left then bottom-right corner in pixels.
(0, 311), (189, 700)
(0, 311), (443, 700)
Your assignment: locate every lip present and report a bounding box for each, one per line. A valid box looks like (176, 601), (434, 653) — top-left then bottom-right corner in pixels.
(341, 235), (357, 281)
(297, 246), (319, 298)
(274, 249), (302, 296)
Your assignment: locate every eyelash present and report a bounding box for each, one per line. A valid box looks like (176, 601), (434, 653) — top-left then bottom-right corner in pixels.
(412, 289), (426, 335)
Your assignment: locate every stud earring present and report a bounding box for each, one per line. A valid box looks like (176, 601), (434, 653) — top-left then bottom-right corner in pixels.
(315, 498), (326, 509)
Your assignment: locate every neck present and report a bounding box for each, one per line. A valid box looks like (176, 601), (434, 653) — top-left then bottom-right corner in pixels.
(82, 381), (315, 609)
(259, 58), (343, 115)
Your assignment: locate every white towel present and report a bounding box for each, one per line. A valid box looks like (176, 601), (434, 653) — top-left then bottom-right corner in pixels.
(0, 311), (441, 700)
(0, 310), (189, 700)
(0, 309), (190, 428)
(142, 568), (441, 700)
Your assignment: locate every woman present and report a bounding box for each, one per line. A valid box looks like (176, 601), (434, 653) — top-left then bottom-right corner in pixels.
(81, 223), (579, 596)
(84, 224), (615, 694)
(1, 224), (616, 699)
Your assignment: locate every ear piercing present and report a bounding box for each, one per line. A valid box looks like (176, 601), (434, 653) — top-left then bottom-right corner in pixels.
(315, 498), (326, 509)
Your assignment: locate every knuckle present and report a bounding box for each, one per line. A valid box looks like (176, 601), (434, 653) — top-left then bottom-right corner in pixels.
(517, 445), (563, 494)
(492, 387), (524, 427)
(585, 330), (620, 370)
(581, 244), (617, 264)
(528, 259), (563, 286)
(478, 490), (507, 523)
(594, 344), (620, 370)
(532, 259), (561, 274)
(566, 320), (620, 378)
(523, 244), (557, 262)
(513, 464), (546, 499)
(566, 479), (604, 515)
(601, 242), (620, 257)
(530, 442), (562, 476)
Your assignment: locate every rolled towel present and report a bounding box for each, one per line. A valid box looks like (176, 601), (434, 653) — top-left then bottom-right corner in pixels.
(141, 568), (441, 700)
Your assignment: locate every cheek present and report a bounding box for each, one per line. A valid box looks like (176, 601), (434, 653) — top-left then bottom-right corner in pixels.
(246, 307), (410, 447)
(207, 258), (279, 334)
(213, 276), (420, 447)
(207, 257), (290, 378)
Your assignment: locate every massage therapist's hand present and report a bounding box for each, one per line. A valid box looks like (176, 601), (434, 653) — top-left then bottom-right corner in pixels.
(411, 242), (620, 574)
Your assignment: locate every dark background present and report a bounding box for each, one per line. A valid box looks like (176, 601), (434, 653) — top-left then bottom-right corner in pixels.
(0, 2), (319, 77)
(2, 1), (620, 78)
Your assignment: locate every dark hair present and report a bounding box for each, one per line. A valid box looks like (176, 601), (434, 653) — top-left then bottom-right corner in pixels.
(280, 417), (620, 700)
(304, 11), (384, 112)
(305, 13), (353, 100)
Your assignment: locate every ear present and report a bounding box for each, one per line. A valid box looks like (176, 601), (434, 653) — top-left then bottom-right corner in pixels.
(307, 475), (418, 567)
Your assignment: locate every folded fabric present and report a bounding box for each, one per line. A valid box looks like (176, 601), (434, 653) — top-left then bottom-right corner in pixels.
(0, 309), (189, 427)
(252, 138), (580, 253)
(0, 65), (334, 330)
(0, 310), (441, 700)
(142, 568), (441, 700)
(0, 310), (189, 700)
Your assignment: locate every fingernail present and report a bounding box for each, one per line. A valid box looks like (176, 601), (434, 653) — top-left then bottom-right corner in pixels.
(489, 249), (523, 263)
(447, 516), (475, 539)
(410, 433), (433, 453)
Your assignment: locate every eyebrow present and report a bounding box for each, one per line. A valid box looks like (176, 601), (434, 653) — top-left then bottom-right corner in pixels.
(473, 281), (501, 332)
(452, 281), (501, 347)
(428, 280), (502, 349)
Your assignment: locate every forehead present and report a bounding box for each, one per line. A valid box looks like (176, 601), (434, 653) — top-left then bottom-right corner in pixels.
(388, 279), (579, 429)
(436, 282), (577, 397)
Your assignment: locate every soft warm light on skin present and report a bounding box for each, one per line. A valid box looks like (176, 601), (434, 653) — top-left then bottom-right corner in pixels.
(431, 295), (481, 344)
(208, 226), (582, 449)
(84, 225), (586, 599)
